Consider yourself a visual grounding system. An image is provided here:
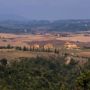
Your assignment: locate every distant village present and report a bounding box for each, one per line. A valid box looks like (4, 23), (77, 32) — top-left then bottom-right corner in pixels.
(29, 42), (80, 50)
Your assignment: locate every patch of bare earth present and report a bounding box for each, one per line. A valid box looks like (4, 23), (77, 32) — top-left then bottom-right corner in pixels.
(77, 51), (90, 58)
(56, 34), (90, 42)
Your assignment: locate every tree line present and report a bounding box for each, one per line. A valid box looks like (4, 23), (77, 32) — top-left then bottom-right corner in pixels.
(0, 44), (60, 54)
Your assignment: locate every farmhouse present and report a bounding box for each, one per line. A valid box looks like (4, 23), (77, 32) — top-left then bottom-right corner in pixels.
(64, 42), (79, 49)
(30, 44), (40, 49)
(44, 43), (54, 50)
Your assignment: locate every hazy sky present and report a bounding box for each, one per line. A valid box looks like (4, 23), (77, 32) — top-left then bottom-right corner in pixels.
(0, 0), (90, 20)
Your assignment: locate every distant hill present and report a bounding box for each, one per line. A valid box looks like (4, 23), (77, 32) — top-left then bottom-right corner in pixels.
(0, 19), (90, 33)
(0, 14), (27, 21)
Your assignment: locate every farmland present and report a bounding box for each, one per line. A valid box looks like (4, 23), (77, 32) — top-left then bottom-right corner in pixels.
(0, 33), (89, 60)
(0, 33), (90, 47)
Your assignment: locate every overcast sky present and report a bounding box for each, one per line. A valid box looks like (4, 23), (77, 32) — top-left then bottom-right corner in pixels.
(0, 0), (90, 20)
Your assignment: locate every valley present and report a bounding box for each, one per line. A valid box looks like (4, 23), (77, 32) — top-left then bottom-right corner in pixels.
(0, 32), (89, 60)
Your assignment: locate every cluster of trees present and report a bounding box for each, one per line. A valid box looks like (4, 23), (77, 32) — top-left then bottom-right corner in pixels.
(0, 44), (13, 49)
(0, 44), (60, 54)
(83, 46), (90, 49)
(0, 56), (90, 90)
(17, 46), (60, 54)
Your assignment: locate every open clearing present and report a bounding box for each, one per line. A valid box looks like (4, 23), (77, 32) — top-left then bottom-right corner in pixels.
(0, 48), (90, 61)
(0, 49), (56, 60)
(0, 49), (35, 60)
(77, 51), (90, 58)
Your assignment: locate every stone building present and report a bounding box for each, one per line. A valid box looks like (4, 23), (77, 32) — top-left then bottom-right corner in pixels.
(30, 44), (40, 49)
(44, 43), (54, 50)
(64, 42), (80, 49)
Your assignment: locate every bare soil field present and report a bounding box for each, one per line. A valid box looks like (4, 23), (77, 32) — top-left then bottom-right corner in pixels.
(0, 33), (90, 47)
(0, 33), (55, 47)
(56, 34), (90, 42)
(77, 51), (90, 58)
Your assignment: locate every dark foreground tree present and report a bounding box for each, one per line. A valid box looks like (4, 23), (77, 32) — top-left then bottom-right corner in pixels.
(76, 71), (90, 90)
(0, 56), (89, 90)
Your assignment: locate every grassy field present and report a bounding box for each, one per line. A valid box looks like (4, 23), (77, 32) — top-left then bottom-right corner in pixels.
(0, 48), (90, 61)
(0, 49), (57, 60)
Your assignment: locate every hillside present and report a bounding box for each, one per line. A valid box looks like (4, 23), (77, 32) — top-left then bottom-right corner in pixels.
(0, 20), (90, 33)
(0, 56), (90, 90)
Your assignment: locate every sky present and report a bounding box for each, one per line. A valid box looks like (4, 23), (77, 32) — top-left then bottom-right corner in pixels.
(0, 0), (90, 20)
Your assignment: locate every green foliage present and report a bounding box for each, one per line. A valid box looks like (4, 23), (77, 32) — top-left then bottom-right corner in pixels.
(22, 46), (28, 51)
(54, 48), (59, 54)
(15, 46), (22, 50)
(76, 71), (90, 90)
(0, 56), (89, 90)
(0, 44), (13, 49)
(6, 44), (13, 49)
